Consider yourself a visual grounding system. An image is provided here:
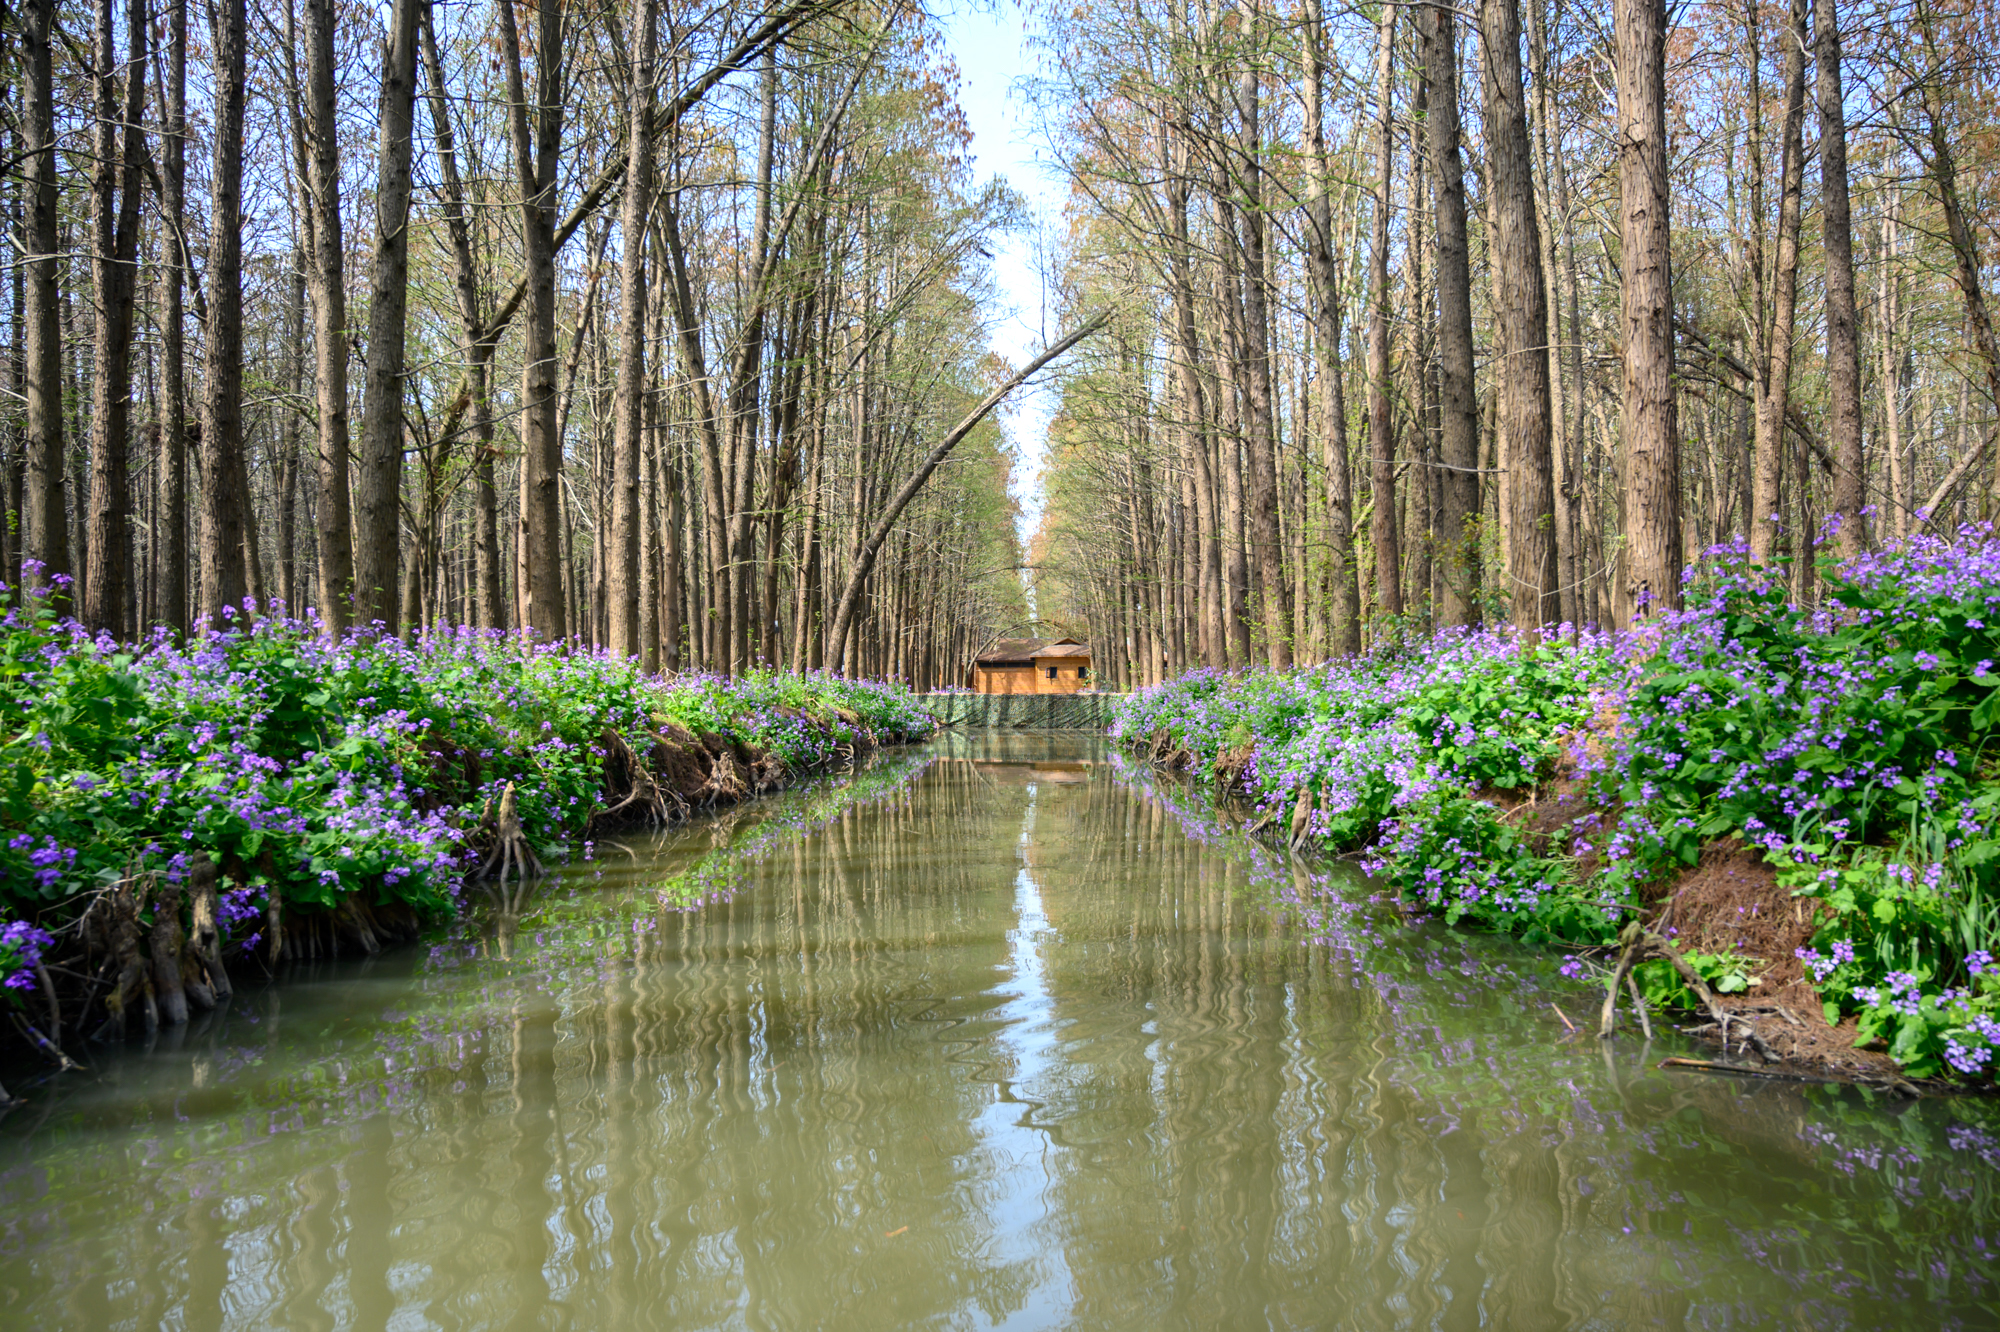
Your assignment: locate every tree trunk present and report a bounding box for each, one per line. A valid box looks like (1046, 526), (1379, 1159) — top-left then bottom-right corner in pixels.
(1300, 3), (1360, 657)
(1915, 63), (2000, 527)
(826, 314), (1107, 672)
(660, 194), (730, 671)
(304, 0), (355, 633)
(152, 0), (190, 633)
(607, 0), (658, 659)
(83, 0), (149, 634)
(1233, 56), (1290, 668)
(1165, 130), (1224, 668)
(1401, 73), (1433, 626)
(22, 0), (68, 598)
(1615, 0), (1682, 621)
(1750, 0), (1809, 568)
(355, 0), (424, 632)
(1879, 205), (1908, 541)
(1817, 0), (1864, 558)
(1425, 1), (1481, 627)
(1481, 0), (1559, 635)
(6, 158), (24, 594)
(417, 7), (502, 631)
(499, 0), (567, 642)
(200, 0), (253, 625)
(1367, 4), (1402, 624)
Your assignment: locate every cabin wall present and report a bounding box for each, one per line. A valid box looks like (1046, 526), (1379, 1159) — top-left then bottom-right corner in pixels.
(974, 664), (1039, 695)
(1031, 658), (1094, 695)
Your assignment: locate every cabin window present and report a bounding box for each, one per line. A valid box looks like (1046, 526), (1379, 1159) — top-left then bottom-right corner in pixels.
(1045, 666), (1058, 679)
(1078, 667), (1089, 679)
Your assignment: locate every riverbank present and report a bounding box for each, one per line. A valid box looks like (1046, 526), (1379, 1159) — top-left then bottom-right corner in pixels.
(0, 589), (934, 1072)
(1113, 530), (2000, 1089)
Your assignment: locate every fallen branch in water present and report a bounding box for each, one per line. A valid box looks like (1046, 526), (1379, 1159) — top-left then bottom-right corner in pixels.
(1658, 1056), (1835, 1083)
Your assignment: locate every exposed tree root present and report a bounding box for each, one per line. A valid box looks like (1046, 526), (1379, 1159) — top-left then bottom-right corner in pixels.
(149, 877), (190, 1028)
(186, 852), (232, 1004)
(591, 727), (676, 828)
(476, 782), (546, 885)
(1599, 921), (1779, 1064)
(89, 878), (158, 1043)
(703, 748), (749, 803)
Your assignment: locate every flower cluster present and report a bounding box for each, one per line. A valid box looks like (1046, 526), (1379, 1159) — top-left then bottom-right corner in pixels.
(0, 582), (935, 965)
(1116, 624), (1624, 944)
(0, 919), (53, 991)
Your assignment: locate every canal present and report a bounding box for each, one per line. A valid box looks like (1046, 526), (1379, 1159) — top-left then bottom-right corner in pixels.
(0, 734), (1994, 1327)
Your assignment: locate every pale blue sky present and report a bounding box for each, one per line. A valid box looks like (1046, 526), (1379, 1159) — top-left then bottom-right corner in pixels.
(938, 1), (1066, 545)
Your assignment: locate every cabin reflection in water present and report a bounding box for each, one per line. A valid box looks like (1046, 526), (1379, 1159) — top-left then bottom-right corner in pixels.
(0, 734), (1982, 1329)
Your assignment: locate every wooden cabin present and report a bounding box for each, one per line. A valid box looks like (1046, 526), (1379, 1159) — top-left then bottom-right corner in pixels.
(971, 638), (1095, 695)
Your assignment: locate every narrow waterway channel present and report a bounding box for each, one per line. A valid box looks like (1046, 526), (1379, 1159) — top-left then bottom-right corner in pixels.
(1, 734), (1996, 1328)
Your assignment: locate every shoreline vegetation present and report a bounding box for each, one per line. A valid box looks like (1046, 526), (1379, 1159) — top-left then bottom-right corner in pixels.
(0, 578), (935, 1091)
(1113, 530), (2000, 1092)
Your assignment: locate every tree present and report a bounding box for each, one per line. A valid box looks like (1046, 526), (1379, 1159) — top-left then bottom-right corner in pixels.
(1818, 0), (1864, 557)
(1615, 0), (1680, 622)
(498, 0), (567, 642)
(1425, 1), (1480, 628)
(154, 0), (189, 634)
(355, 0), (425, 630)
(1300, 0), (1360, 657)
(1366, 3), (1401, 624)
(607, 0), (659, 661)
(826, 313), (1110, 672)
(82, 0), (149, 634)
(301, 0), (356, 633)
(199, 0), (254, 625)
(1749, 0), (1810, 567)
(21, 0), (66, 596)
(1480, 0), (1558, 635)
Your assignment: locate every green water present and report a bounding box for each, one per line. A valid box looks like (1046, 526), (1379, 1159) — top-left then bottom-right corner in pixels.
(2, 734), (1997, 1329)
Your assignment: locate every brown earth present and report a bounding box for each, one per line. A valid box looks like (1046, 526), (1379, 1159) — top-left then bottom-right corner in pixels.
(1645, 837), (1924, 1086)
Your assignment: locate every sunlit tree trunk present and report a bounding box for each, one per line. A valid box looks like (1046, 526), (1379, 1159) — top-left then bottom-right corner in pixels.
(1615, 0), (1682, 621)
(607, 0), (658, 659)
(1480, 0), (1558, 635)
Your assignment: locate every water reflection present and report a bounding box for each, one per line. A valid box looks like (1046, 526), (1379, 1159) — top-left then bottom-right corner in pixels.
(0, 736), (1993, 1329)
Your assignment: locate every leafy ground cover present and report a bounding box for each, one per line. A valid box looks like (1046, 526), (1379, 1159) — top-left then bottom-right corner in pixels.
(0, 581), (933, 1047)
(1114, 529), (2000, 1086)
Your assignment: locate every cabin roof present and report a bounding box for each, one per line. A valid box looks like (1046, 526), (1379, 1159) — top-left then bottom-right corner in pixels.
(974, 638), (1048, 666)
(974, 637), (1092, 666)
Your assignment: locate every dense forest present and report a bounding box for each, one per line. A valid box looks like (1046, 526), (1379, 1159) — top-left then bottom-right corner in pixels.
(6, 0), (2000, 692)
(0, 0), (1038, 689)
(1031, 0), (2000, 689)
